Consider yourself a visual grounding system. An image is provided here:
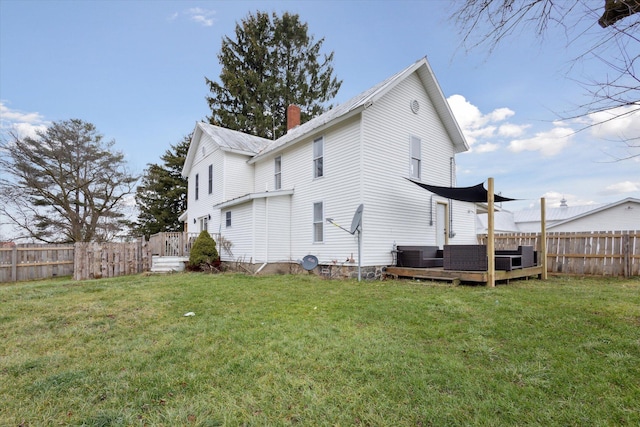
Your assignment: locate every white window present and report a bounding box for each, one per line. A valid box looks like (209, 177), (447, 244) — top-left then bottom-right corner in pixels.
(199, 216), (208, 232)
(274, 156), (282, 190)
(195, 173), (199, 200)
(226, 211), (232, 228)
(313, 201), (323, 243)
(313, 137), (323, 178)
(410, 136), (421, 179)
(208, 164), (213, 194)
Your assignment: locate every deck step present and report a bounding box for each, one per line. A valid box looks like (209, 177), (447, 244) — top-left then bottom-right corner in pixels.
(151, 256), (189, 273)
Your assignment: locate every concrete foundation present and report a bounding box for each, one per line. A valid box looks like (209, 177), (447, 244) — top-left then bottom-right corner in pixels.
(223, 261), (386, 280)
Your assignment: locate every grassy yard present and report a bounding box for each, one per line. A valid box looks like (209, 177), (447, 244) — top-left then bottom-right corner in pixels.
(1, 273), (639, 426)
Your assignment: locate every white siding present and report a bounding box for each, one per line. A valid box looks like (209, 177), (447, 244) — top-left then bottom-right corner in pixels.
(223, 152), (254, 201)
(359, 73), (475, 265)
(549, 203), (640, 232)
(265, 195), (292, 262)
(185, 65), (477, 267)
(245, 73), (476, 266)
(185, 134), (224, 234)
(220, 203), (253, 262)
(285, 116), (363, 264)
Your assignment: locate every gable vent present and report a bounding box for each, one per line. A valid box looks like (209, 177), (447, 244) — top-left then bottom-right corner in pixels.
(410, 99), (420, 114)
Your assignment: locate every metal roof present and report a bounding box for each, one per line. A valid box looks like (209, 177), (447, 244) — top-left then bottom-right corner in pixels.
(197, 122), (272, 155)
(513, 203), (606, 223)
(249, 56), (469, 163)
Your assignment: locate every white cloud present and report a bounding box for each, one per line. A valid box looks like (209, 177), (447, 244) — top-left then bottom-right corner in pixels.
(508, 125), (574, 157)
(186, 7), (216, 27)
(475, 142), (500, 153)
(498, 123), (528, 137)
(539, 191), (597, 208)
(0, 101), (49, 140)
(448, 94), (515, 148)
(488, 107), (514, 122)
(604, 180), (640, 194)
(587, 105), (640, 140)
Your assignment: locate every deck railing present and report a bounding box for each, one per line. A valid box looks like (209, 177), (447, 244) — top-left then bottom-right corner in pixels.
(148, 232), (229, 257)
(149, 232), (200, 257)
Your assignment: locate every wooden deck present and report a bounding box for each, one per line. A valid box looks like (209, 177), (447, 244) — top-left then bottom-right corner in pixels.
(384, 265), (544, 285)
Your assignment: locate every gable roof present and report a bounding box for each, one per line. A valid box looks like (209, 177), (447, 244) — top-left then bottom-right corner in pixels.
(547, 197), (640, 229)
(513, 203), (607, 223)
(183, 56), (469, 174)
(478, 197), (640, 232)
(182, 122), (272, 176)
(249, 56), (469, 163)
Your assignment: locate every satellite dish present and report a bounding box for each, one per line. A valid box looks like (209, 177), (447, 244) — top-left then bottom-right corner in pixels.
(350, 204), (364, 234)
(300, 254), (318, 271)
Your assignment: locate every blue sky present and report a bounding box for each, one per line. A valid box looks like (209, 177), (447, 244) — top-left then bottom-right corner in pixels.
(1, 0), (639, 214)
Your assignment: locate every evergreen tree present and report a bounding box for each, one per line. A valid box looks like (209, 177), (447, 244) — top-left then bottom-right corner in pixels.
(134, 135), (190, 238)
(206, 11), (342, 139)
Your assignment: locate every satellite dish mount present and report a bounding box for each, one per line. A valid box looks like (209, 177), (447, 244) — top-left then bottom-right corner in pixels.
(326, 204), (364, 281)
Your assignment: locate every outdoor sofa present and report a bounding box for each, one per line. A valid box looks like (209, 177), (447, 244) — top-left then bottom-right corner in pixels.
(396, 245), (444, 268)
(444, 244), (536, 271)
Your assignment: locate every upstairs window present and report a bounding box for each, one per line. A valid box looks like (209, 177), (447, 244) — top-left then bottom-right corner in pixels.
(410, 136), (421, 179)
(226, 211), (232, 228)
(208, 164), (213, 194)
(313, 137), (324, 178)
(195, 173), (199, 200)
(313, 201), (323, 243)
(274, 156), (282, 190)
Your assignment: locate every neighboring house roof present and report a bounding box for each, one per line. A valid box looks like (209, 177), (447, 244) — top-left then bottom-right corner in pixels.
(513, 203), (606, 223)
(476, 197), (640, 232)
(249, 56), (469, 163)
(476, 211), (521, 233)
(546, 197), (640, 229)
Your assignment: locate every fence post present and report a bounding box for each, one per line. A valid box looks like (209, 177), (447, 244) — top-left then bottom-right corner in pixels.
(623, 232), (630, 278)
(11, 246), (17, 282)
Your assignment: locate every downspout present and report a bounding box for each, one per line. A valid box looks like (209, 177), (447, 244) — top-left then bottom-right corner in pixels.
(254, 262), (268, 275)
(429, 194), (434, 226)
(265, 197), (269, 263)
(449, 157), (456, 238)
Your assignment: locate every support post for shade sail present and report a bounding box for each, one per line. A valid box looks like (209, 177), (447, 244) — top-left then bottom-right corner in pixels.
(540, 197), (548, 280)
(487, 177), (496, 288)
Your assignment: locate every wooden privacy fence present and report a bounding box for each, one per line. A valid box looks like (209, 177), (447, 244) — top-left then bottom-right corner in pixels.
(480, 230), (639, 277)
(73, 239), (151, 280)
(0, 244), (75, 282)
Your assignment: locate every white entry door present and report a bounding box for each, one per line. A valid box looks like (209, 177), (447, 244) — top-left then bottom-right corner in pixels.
(436, 202), (448, 248)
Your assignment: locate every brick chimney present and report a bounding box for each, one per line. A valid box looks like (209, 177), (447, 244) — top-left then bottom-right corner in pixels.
(287, 104), (301, 131)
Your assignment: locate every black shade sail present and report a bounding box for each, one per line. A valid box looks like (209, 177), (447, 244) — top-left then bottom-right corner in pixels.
(407, 179), (517, 203)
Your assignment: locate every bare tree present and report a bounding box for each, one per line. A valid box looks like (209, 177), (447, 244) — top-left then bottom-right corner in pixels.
(0, 119), (138, 243)
(451, 0), (639, 159)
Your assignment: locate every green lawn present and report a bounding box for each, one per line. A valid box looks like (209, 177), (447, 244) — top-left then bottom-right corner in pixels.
(1, 273), (639, 426)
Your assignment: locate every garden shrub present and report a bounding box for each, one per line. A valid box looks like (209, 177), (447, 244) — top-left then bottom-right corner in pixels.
(188, 230), (219, 270)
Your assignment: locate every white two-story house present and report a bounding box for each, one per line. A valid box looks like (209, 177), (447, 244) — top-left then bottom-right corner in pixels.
(181, 57), (478, 275)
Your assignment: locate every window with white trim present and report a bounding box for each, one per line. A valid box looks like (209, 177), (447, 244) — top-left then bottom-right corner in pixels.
(313, 201), (323, 243)
(226, 211), (232, 228)
(410, 136), (421, 179)
(313, 137), (323, 178)
(208, 164), (213, 194)
(199, 216), (208, 232)
(274, 156), (282, 190)
(195, 173), (199, 200)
